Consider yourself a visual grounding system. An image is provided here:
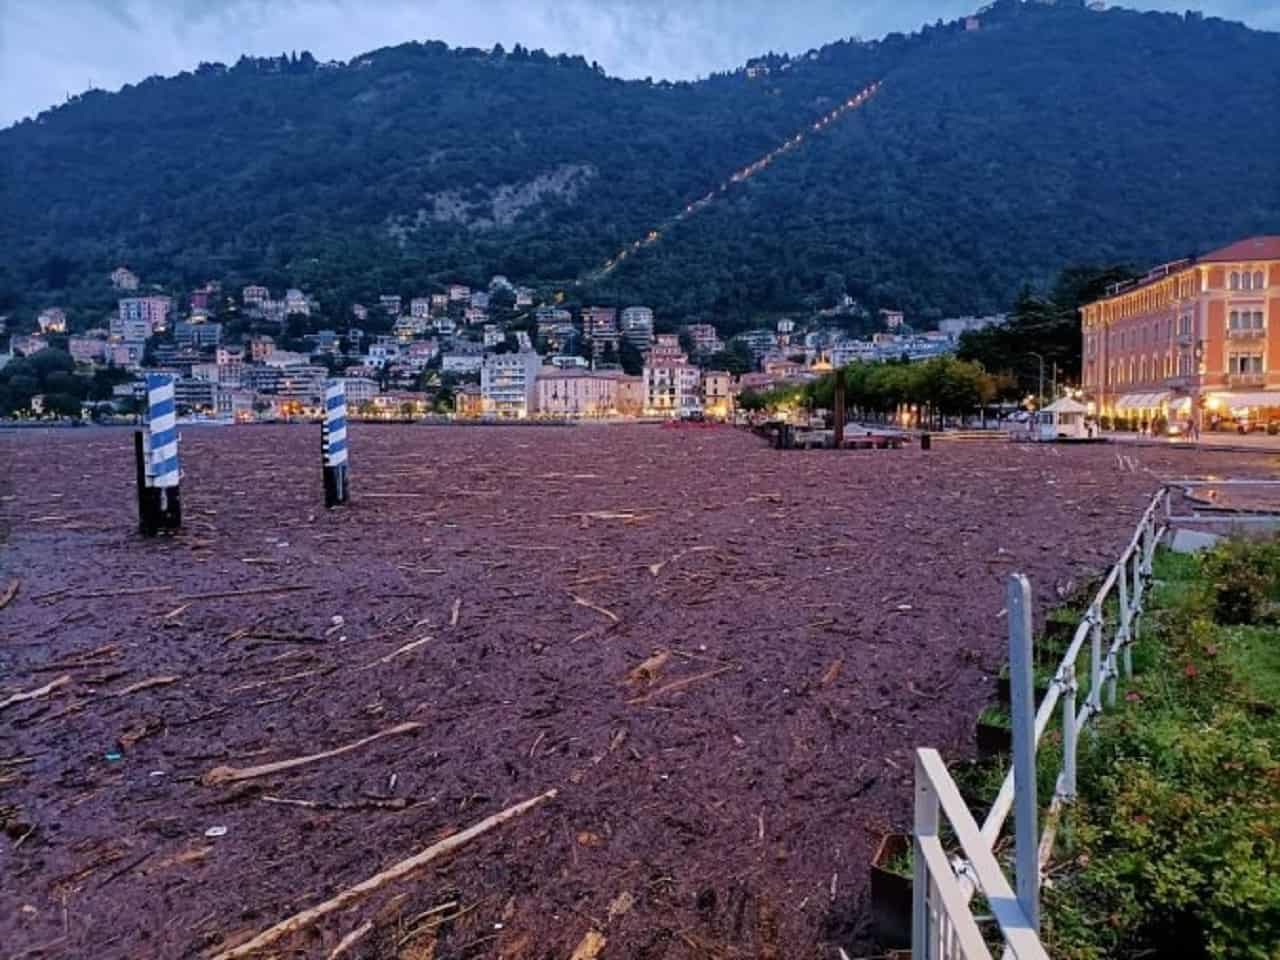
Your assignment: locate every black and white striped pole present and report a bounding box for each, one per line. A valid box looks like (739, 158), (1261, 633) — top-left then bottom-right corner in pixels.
(322, 378), (349, 508)
(136, 373), (182, 535)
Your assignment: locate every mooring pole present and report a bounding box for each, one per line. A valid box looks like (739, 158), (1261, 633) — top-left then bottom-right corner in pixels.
(833, 371), (846, 449)
(1008, 573), (1040, 933)
(133, 429), (158, 536)
(145, 373), (182, 532)
(323, 379), (349, 508)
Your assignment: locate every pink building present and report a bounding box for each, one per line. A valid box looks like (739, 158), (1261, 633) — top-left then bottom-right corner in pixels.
(68, 336), (108, 365)
(534, 368), (620, 417)
(118, 296), (172, 333)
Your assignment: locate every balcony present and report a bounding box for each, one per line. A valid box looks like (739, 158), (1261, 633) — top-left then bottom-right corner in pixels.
(1177, 332), (1194, 347)
(1228, 373), (1266, 388)
(1226, 326), (1266, 340)
(1165, 375), (1194, 389)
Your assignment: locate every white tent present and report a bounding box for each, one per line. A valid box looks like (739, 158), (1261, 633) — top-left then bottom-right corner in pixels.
(1039, 396), (1090, 440)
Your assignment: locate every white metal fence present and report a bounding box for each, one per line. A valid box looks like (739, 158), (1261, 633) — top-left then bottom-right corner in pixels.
(911, 487), (1169, 957)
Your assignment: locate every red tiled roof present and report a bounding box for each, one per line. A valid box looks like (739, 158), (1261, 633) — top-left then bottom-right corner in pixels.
(1199, 236), (1280, 262)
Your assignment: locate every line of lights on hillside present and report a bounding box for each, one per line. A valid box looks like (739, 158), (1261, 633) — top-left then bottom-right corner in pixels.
(588, 80), (883, 281)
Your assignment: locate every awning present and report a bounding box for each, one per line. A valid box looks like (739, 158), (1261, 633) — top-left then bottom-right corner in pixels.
(1207, 391), (1280, 411)
(1114, 391), (1171, 410)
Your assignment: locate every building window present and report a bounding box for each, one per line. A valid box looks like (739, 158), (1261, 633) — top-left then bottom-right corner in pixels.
(1228, 354), (1264, 375)
(1254, 271), (1266, 289)
(1230, 310), (1265, 330)
(1230, 271), (1240, 290)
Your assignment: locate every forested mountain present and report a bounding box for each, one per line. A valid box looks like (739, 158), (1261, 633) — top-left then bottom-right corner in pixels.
(2, 0), (1278, 333)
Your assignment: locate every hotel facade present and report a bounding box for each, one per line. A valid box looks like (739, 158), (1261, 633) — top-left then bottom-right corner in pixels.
(1080, 236), (1280, 429)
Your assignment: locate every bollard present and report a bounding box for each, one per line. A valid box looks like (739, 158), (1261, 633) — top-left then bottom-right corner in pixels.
(143, 374), (181, 534)
(322, 379), (349, 507)
(920, 432), (931, 451)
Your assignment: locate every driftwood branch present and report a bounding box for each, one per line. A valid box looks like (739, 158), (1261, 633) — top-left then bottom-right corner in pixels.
(110, 675), (180, 697)
(627, 666), (733, 705)
(208, 789), (558, 959)
(0, 675), (72, 712)
(202, 722), (423, 786)
(361, 636), (431, 669)
(569, 593), (619, 623)
(327, 921), (372, 960)
(0, 578), (19, 610)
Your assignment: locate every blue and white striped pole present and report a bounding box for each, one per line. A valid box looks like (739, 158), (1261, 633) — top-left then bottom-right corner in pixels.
(322, 378), (349, 507)
(142, 373), (182, 532)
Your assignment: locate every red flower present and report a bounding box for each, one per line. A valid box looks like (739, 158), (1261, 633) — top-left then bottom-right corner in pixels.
(1125, 691), (1142, 702)
(1184, 663), (1199, 678)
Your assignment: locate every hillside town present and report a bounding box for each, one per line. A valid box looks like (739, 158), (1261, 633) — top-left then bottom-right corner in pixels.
(0, 266), (1004, 422)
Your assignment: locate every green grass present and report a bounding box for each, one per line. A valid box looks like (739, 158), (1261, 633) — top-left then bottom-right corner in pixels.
(1221, 624), (1280, 706)
(978, 703), (1011, 728)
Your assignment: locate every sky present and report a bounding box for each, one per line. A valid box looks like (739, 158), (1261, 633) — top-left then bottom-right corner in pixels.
(1, 0), (1277, 128)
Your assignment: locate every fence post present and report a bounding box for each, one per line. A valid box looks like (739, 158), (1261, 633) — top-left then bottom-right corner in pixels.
(1110, 567), (1127, 707)
(1061, 661), (1077, 801)
(1089, 606), (1103, 718)
(1008, 573), (1040, 933)
(912, 751), (938, 957)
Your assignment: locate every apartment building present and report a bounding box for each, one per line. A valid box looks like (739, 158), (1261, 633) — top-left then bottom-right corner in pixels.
(118, 296), (172, 334)
(1080, 236), (1280, 427)
(481, 351), (541, 418)
(620, 306), (655, 349)
(534, 367), (619, 417)
(643, 334), (701, 417)
(683, 323), (723, 356)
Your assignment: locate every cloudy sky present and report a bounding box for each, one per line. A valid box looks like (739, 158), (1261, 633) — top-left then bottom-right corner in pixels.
(2, 0), (1277, 128)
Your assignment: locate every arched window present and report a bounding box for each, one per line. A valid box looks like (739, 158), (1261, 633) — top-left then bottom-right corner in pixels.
(1255, 271), (1266, 289)
(1230, 272), (1240, 290)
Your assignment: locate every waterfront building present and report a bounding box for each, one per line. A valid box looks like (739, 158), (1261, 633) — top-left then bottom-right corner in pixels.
(1080, 236), (1280, 428)
(534, 367), (619, 417)
(481, 351), (541, 418)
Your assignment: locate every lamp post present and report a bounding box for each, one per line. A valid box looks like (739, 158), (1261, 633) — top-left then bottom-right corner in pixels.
(1028, 352), (1046, 407)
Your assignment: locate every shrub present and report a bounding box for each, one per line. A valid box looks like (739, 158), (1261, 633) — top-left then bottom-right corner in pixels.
(1203, 540), (1276, 626)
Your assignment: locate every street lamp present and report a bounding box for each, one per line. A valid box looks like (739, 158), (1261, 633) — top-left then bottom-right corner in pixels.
(1027, 352), (1045, 407)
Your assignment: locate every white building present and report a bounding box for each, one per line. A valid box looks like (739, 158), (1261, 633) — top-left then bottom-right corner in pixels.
(620, 306), (655, 348)
(483, 324), (505, 348)
(342, 376), (379, 405)
(441, 352), (484, 375)
(284, 289), (310, 316)
(37, 308), (68, 333)
(111, 267), (139, 290)
(481, 351), (541, 418)
(368, 339), (401, 368)
(410, 297), (433, 319)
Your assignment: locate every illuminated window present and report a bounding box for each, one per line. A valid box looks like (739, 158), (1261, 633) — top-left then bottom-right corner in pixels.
(1228, 354), (1263, 375)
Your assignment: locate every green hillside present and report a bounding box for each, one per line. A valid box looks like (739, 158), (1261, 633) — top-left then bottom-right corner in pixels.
(1, 0), (1277, 332)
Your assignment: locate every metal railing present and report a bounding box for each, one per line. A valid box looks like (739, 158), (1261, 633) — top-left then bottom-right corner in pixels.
(912, 487), (1169, 956)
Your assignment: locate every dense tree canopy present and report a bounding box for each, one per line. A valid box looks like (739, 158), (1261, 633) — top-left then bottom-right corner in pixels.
(956, 264), (1135, 395)
(1, 1), (1277, 334)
